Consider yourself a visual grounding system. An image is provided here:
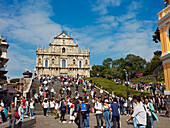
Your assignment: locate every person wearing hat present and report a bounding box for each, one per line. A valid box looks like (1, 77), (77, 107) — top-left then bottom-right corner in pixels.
(103, 99), (111, 128)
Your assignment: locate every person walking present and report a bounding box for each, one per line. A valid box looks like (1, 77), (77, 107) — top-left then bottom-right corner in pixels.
(164, 95), (170, 117)
(94, 97), (103, 128)
(69, 100), (75, 123)
(17, 102), (24, 128)
(42, 99), (49, 117)
(126, 95), (146, 128)
(84, 99), (90, 128)
(8, 101), (16, 128)
(50, 99), (55, 116)
(60, 98), (66, 123)
(103, 99), (111, 128)
(119, 96), (125, 115)
(51, 87), (54, 98)
(30, 98), (35, 119)
(110, 98), (120, 128)
(144, 98), (158, 128)
(54, 99), (59, 119)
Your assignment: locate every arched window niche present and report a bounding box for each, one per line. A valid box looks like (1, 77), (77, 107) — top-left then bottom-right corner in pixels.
(38, 58), (41, 63)
(62, 59), (66, 68)
(62, 47), (65, 53)
(73, 59), (75, 64)
(79, 61), (82, 68)
(45, 59), (48, 67)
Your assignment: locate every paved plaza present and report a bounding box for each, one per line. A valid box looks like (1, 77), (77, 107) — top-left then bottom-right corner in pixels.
(32, 113), (170, 128)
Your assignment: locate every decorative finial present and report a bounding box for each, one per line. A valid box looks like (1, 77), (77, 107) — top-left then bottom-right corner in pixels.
(37, 45), (39, 50)
(50, 38), (52, 43)
(42, 45), (43, 49)
(71, 34), (72, 37)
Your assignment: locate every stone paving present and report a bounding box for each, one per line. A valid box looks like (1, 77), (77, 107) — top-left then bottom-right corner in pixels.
(32, 113), (170, 128)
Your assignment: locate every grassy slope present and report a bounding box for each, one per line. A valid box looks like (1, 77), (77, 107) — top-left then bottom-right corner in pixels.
(132, 74), (164, 83)
(84, 77), (151, 98)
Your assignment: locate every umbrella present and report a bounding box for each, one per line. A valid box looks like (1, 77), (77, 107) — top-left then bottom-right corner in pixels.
(149, 82), (153, 84)
(0, 87), (22, 94)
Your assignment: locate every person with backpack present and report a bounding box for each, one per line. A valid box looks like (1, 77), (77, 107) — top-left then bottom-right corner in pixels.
(126, 95), (147, 128)
(84, 99), (90, 128)
(60, 98), (66, 123)
(94, 97), (104, 128)
(75, 97), (84, 128)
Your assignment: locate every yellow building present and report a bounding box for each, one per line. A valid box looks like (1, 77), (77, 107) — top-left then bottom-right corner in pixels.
(156, 2), (170, 95)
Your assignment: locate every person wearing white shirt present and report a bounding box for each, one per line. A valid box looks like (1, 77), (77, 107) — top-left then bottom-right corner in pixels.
(94, 97), (104, 128)
(1, 100), (4, 107)
(51, 87), (55, 97)
(50, 99), (55, 116)
(54, 100), (59, 119)
(100, 89), (104, 97)
(126, 96), (146, 128)
(42, 100), (49, 117)
(30, 98), (35, 118)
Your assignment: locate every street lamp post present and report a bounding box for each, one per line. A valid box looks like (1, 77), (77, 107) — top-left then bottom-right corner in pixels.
(124, 69), (128, 82)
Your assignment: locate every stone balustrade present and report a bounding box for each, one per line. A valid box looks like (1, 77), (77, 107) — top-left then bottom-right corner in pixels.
(158, 5), (170, 20)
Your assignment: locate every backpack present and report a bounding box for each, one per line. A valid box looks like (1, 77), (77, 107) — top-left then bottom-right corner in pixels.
(3, 108), (8, 118)
(80, 103), (87, 118)
(14, 111), (19, 119)
(81, 103), (87, 111)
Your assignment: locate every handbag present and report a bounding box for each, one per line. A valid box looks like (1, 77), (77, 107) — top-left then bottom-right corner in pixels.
(14, 111), (19, 119)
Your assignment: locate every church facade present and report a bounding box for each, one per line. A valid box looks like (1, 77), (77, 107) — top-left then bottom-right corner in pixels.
(36, 31), (90, 77)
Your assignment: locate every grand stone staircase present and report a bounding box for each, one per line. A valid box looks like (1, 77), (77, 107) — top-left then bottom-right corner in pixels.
(30, 79), (106, 115)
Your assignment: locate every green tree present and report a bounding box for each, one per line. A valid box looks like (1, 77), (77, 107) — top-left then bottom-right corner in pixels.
(143, 51), (162, 75)
(10, 78), (20, 83)
(102, 58), (113, 67)
(153, 27), (160, 43)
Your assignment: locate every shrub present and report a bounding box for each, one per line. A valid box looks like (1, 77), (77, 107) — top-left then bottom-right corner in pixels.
(84, 77), (151, 98)
(10, 78), (20, 83)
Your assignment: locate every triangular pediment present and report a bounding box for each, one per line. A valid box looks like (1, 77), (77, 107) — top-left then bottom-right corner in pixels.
(54, 31), (73, 40)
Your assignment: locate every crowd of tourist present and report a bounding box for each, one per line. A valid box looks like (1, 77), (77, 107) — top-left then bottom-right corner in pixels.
(0, 75), (170, 128)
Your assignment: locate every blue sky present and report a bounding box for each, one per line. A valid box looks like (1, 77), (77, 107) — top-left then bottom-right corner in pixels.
(0, 0), (164, 78)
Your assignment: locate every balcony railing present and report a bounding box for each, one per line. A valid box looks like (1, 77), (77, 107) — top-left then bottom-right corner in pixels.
(158, 5), (170, 20)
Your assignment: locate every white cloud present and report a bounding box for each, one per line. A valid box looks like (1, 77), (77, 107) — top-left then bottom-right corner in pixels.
(91, 0), (122, 15)
(6, 43), (35, 77)
(0, 0), (62, 45)
(67, 0), (161, 62)
(0, 0), (62, 77)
